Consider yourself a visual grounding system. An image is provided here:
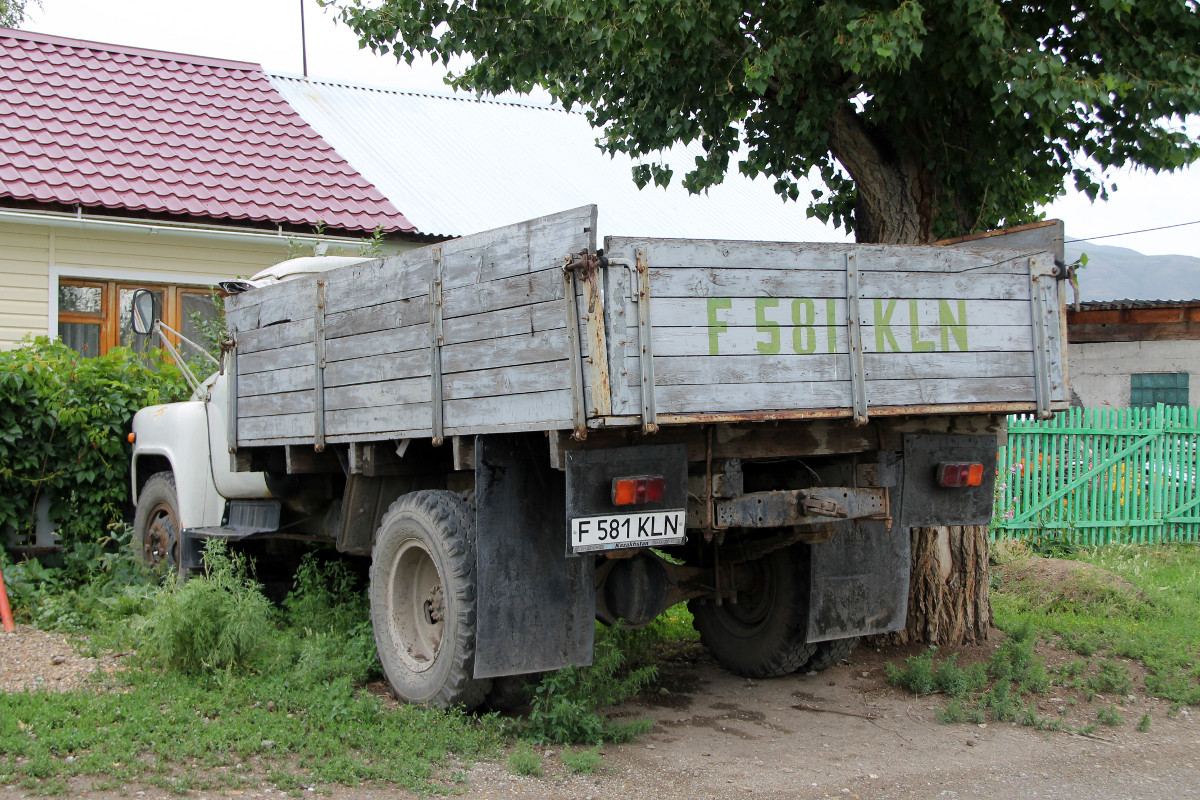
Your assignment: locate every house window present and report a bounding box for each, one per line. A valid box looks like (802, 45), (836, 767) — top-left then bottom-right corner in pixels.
(1130, 373), (1189, 408)
(57, 279), (220, 357)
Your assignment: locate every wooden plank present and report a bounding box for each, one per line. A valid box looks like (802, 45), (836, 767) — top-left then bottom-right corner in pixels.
(324, 350), (431, 388)
(324, 324), (429, 364)
(323, 251), (434, 315)
(441, 268), (566, 319)
(443, 360), (573, 399)
(644, 324), (1034, 357)
(647, 268), (1031, 301)
(649, 297), (1031, 329)
(651, 351), (1036, 387)
(324, 296), (429, 340)
(236, 318), (313, 354)
(604, 236), (1035, 275)
(326, 376), (430, 411)
(238, 341), (314, 375)
(440, 327), (570, 373)
(326, 403), (432, 439)
(441, 299), (565, 346)
(654, 376), (1039, 415)
(239, 412), (313, 442)
(443, 390), (573, 432)
(239, 365), (314, 398)
(239, 389), (313, 418)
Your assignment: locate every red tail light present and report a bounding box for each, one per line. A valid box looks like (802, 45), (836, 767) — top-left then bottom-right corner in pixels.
(938, 462), (984, 487)
(612, 476), (666, 506)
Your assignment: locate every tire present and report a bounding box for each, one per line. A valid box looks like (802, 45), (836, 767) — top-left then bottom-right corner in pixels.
(369, 490), (490, 709)
(483, 673), (540, 713)
(133, 472), (184, 576)
(802, 637), (860, 673)
(689, 544), (816, 678)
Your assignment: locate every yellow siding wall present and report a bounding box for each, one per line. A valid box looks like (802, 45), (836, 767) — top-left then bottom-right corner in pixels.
(0, 220), (410, 350)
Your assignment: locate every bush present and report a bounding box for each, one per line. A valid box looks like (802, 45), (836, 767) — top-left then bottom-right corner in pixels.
(136, 541), (276, 673)
(0, 338), (188, 560)
(521, 624), (657, 744)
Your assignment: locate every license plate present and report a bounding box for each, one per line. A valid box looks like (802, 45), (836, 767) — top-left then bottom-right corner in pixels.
(569, 510), (686, 554)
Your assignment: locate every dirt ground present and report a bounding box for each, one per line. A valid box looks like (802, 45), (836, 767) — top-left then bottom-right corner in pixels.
(3, 627), (1198, 800)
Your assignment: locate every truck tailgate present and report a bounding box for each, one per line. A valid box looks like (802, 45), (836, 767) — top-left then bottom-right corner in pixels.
(598, 237), (1066, 429)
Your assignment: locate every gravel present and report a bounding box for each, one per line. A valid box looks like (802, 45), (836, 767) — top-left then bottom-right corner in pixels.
(0, 624), (125, 693)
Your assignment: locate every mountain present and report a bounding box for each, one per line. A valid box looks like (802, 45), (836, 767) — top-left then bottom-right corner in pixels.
(1064, 241), (1200, 302)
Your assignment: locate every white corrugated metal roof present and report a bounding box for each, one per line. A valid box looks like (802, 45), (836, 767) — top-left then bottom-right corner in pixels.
(269, 75), (849, 244)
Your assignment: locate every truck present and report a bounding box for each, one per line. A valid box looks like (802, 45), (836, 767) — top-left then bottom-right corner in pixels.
(129, 205), (1069, 709)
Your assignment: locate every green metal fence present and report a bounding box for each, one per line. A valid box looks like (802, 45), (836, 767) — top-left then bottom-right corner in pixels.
(992, 405), (1200, 543)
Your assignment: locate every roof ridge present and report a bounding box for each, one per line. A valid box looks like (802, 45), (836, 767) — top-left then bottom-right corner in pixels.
(2, 26), (264, 72)
(268, 71), (577, 115)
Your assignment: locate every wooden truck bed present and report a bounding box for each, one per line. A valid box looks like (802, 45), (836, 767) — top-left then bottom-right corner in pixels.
(223, 205), (1067, 450)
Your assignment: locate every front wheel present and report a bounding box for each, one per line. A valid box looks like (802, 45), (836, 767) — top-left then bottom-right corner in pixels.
(688, 544), (816, 678)
(369, 490), (490, 709)
(132, 471), (184, 577)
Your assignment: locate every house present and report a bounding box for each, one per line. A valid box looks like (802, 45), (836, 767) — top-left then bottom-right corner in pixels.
(0, 28), (419, 355)
(1, 27), (848, 354)
(1067, 300), (1200, 407)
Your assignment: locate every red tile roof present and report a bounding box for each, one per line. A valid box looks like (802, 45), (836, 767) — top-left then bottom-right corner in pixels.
(0, 29), (415, 233)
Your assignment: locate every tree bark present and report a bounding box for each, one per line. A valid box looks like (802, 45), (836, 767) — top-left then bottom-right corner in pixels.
(875, 525), (992, 647)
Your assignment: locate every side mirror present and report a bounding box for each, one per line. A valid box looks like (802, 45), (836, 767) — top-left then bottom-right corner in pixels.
(131, 289), (156, 335)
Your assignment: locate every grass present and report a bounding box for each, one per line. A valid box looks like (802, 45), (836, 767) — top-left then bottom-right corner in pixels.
(507, 743), (543, 777)
(0, 543), (504, 794)
(0, 540), (694, 792)
(888, 622), (1062, 730)
(890, 542), (1200, 733)
(991, 542), (1200, 706)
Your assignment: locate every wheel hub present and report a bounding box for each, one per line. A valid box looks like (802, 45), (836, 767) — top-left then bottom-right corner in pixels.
(143, 502), (179, 568)
(389, 539), (446, 673)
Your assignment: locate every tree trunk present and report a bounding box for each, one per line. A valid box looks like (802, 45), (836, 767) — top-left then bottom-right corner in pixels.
(823, 105), (936, 245)
(825, 104), (992, 646)
(876, 525), (992, 647)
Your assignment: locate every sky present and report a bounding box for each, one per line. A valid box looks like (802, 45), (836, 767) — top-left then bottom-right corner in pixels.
(18, 0), (1200, 259)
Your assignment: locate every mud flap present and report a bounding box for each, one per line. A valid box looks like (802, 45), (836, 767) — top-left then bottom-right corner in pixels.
(473, 433), (595, 679)
(807, 452), (908, 642)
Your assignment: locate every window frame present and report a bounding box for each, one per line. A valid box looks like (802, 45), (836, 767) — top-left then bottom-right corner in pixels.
(1130, 372), (1190, 409)
(51, 268), (223, 357)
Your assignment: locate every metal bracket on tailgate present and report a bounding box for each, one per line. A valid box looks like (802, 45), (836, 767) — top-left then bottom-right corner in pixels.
(429, 247), (445, 445)
(635, 248), (658, 434)
(313, 280), (327, 452)
(1028, 255), (1055, 420)
(845, 251), (869, 425)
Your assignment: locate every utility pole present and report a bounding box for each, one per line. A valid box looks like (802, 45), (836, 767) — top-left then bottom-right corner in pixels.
(299, 0), (309, 78)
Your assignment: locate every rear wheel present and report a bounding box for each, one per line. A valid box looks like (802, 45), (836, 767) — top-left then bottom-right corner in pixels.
(369, 490), (490, 709)
(802, 637), (860, 672)
(688, 544), (816, 678)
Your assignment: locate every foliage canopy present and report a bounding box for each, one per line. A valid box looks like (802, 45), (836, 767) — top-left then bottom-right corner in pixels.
(333, 0), (1200, 243)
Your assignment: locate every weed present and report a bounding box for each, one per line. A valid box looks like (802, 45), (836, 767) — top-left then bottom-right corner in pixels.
(1097, 705), (1125, 726)
(521, 624), (658, 745)
(507, 744), (543, 777)
(135, 541), (276, 673)
(1087, 661), (1133, 697)
(1137, 712), (1151, 732)
(885, 650), (937, 695)
(938, 699), (966, 723)
(560, 745), (604, 774)
(1079, 722), (1098, 736)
